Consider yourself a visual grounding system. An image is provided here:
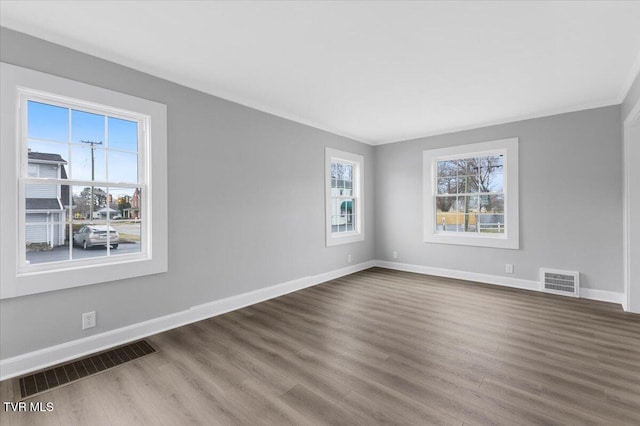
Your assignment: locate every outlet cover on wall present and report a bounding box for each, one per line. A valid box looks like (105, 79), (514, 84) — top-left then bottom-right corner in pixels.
(347, 254), (352, 263)
(82, 311), (96, 330)
(392, 251), (398, 259)
(505, 264), (514, 274)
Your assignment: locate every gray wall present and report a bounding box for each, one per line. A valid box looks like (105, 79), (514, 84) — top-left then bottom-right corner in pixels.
(0, 28), (375, 359)
(0, 26), (628, 361)
(374, 106), (623, 292)
(623, 72), (640, 120)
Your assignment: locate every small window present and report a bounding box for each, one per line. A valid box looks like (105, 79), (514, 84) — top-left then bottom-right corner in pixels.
(423, 138), (519, 249)
(325, 148), (364, 246)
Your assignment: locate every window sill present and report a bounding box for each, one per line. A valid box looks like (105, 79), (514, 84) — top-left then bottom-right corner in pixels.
(326, 232), (365, 247)
(424, 231), (519, 249)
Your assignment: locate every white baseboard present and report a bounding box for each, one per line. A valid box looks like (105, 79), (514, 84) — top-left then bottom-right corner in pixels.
(1, 259), (624, 381)
(0, 261), (376, 381)
(375, 260), (625, 306)
(375, 260), (540, 291)
(579, 288), (625, 305)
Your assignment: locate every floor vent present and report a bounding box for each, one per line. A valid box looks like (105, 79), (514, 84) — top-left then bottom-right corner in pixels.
(540, 268), (580, 297)
(17, 340), (156, 399)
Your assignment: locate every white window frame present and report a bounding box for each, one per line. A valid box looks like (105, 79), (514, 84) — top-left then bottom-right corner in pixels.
(0, 62), (168, 299)
(423, 138), (519, 249)
(325, 148), (365, 246)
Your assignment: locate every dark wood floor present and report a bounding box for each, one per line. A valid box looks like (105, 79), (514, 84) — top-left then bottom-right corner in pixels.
(2, 267), (639, 425)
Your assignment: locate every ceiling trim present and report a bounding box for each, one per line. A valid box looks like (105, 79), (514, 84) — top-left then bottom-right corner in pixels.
(373, 99), (621, 146)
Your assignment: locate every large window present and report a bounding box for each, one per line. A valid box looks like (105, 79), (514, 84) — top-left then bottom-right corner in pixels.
(423, 138), (519, 249)
(0, 62), (167, 299)
(325, 148), (364, 246)
(22, 96), (143, 267)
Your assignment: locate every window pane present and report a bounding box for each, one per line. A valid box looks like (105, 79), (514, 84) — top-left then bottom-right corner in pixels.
(108, 151), (138, 183)
(456, 159), (468, 175)
(346, 215), (355, 232)
(437, 177), (457, 194)
(71, 109), (105, 145)
(458, 174), (478, 194)
(25, 198), (70, 265)
(72, 185), (89, 220)
(479, 155), (504, 193)
(108, 187), (142, 255)
(27, 141), (69, 176)
(71, 220), (109, 259)
(437, 160), (457, 177)
(70, 145), (106, 181)
(488, 170), (504, 193)
(456, 195), (479, 212)
(26, 222), (70, 264)
(480, 194), (504, 213)
(331, 162), (353, 196)
(108, 117), (138, 152)
(26, 182), (59, 201)
(435, 195), (455, 213)
(72, 185), (108, 220)
(341, 164), (353, 182)
(27, 101), (69, 142)
(465, 158), (479, 174)
(478, 214), (505, 233)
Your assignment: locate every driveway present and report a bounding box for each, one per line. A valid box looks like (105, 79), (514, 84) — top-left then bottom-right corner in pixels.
(27, 243), (141, 265)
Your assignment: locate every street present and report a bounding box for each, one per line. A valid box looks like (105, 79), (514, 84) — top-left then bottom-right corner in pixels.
(27, 243), (141, 265)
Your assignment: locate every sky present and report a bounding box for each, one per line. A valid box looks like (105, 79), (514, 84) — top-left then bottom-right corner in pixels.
(27, 100), (139, 185)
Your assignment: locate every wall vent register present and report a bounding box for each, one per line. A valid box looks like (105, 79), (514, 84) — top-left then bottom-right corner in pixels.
(540, 268), (580, 297)
(16, 340), (156, 399)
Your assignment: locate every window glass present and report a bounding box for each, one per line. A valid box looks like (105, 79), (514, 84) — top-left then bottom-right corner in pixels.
(23, 99), (143, 268)
(27, 101), (68, 142)
(325, 148), (364, 246)
(108, 117), (138, 152)
(424, 138), (518, 249)
(331, 160), (356, 233)
(435, 154), (505, 234)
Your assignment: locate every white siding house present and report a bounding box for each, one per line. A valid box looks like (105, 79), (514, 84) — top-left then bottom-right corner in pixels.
(25, 151), (68, 247)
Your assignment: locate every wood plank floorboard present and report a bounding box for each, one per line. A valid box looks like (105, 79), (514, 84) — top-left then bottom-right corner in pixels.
(2, 267), (639, 425)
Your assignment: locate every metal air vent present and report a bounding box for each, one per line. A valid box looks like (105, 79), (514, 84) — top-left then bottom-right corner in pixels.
(540, 268), (579, 297)
(16, 340), (156, 399)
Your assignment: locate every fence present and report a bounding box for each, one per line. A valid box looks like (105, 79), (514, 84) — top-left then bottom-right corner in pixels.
(436, 211), (504, 232)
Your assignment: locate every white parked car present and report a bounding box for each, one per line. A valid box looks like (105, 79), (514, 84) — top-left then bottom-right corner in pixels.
(73, 225), (119, 249)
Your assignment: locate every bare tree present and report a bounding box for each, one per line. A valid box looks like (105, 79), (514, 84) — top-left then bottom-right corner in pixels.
(436, 155), (503, 231)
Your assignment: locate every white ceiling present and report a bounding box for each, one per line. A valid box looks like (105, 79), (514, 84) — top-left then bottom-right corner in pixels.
(2, 1), (640, 145)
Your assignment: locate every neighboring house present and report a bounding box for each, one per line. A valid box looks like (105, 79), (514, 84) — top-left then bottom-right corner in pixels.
(26, 150), (68, 248)
(130, 188), (141, 219)
(94, 207), (120, 219)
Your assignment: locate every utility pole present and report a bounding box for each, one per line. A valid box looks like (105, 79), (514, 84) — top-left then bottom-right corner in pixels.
(81, 140), (103, 220)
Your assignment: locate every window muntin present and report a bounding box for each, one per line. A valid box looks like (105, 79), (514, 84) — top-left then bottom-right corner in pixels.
(423, 138), (519, 249)
(20, 94), (146, 270)
(325, 148), (364, 246)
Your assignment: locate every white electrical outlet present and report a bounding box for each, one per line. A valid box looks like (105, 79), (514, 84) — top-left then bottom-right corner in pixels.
(82, 311), (96, 330)
(392, 251), (398, 259)
(505, 264), (514, 274)
(347, 254), (352, 263)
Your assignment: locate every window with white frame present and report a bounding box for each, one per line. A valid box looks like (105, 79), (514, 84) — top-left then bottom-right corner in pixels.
(0, 62), (167, 299)
(325, 148), (364, 246)
(423, 138), (519, 249)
